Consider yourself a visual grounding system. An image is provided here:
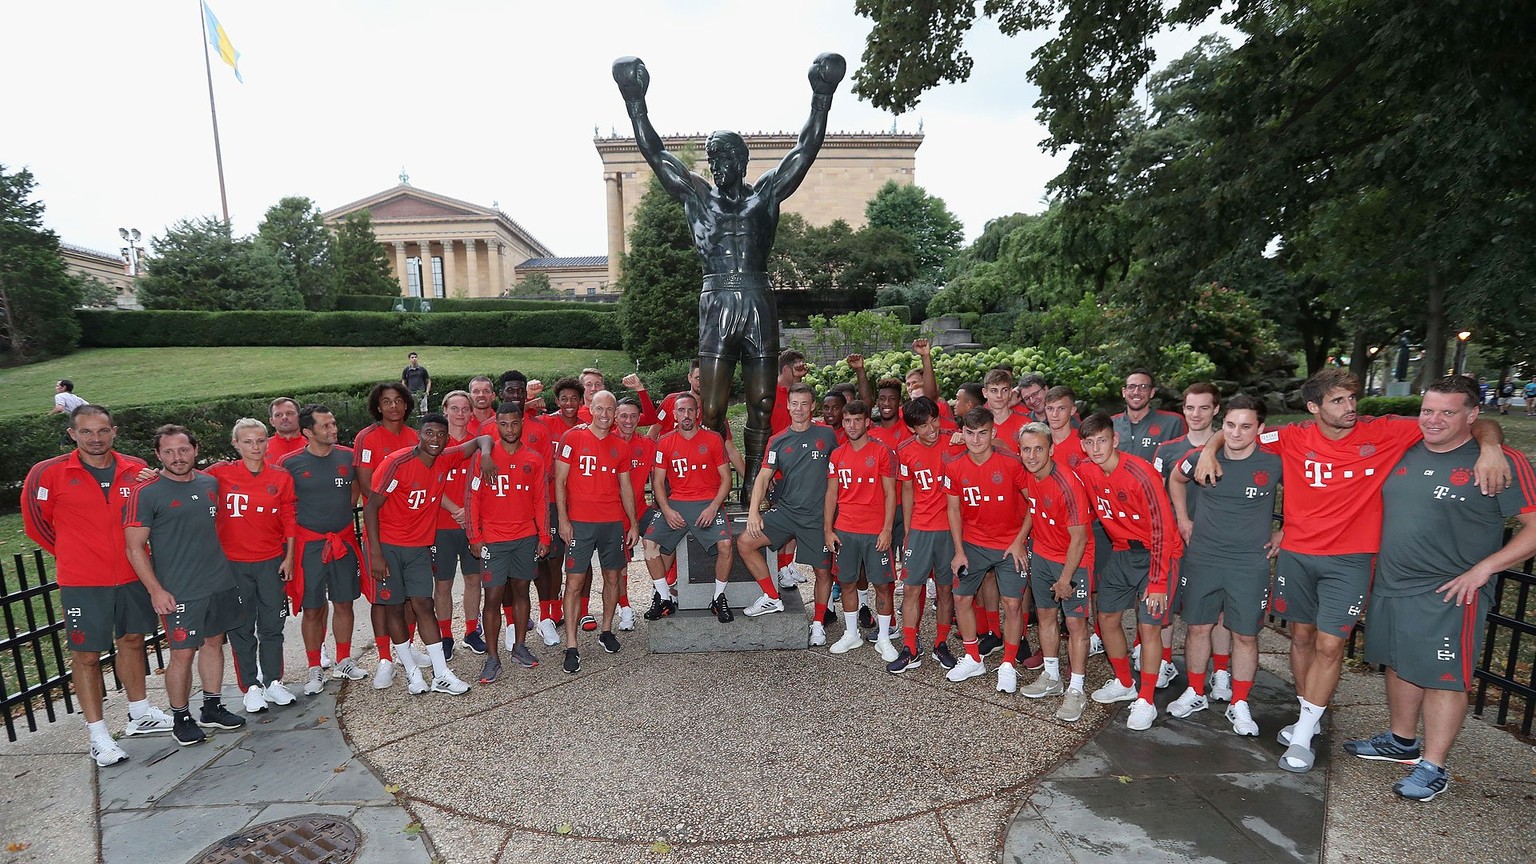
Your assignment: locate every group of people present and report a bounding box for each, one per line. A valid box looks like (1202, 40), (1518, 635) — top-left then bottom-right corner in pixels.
(23, 346), (1536, 804)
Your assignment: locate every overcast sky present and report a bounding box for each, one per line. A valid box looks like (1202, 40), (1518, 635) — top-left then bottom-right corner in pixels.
(3, 1), (1217, 260)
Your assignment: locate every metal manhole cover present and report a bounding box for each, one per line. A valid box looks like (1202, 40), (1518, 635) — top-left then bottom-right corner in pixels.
(186, 814), (361, 864)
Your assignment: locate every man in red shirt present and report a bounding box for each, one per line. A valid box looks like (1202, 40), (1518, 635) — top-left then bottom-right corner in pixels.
(605, 397), (654, 629)
(354, 382), (420, 672)
(903, 339), (958, 430)
(1078, 412), (1184, 732)
(769, 349), (810, 437)
(207, 418), (298, 715)
(555, 391), (640, 673)
(823, 401), (898, 657)
(889, 397), (960, 673)
(649, 360), (702, 439)
(643, 392), (735, 622)
(434, 391), (485, 659)
(524, 376), (583, 646)
(466, 376), (497, 435)
(466, 401), (548, 682)
(23, 405), (172, 765)
(264, 397), (306, 465)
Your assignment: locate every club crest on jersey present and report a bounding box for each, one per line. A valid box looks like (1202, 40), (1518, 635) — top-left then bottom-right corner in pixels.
(266, 484), (278, 495)
(991, 471), (1003, 484)
(338, 466), (349, 476)
(865, 455), (876, 468)
(170, 500), (182, 508)
(1116, 489), (1128, 502)
(1148, 424), (1162, 437)
(697, 443), (708, 454)
(1449, 467), (1472, 487)
(1252, 470), (1270, 487)
(302, 471), (311, 478)
(1358, 444), (1376, 457)
(1043, 496), (1055, 511)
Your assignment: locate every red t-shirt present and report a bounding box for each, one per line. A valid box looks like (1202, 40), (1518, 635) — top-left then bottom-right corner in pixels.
(264, 434), (306, 466)
(654, 429), (729, 503)
(435, 433), (477, 529)
(992, 412), (1028, 454)
(814, 419), (850, 447)
(652, 392), (685, 437)
(770, 384), (791, 436)
(1051, 432), (1090, 476)
(897, 437), (953, 532)
(944, 449), (1029, 549)
(1024, 465), (1095, 567)
(522, 414), (559, 495)
(353, 423), (418, 474)
(372, 446), (466, 547)
(1077, 452), (1183, 589)
(206, 460), (297, 562)
(1260, 415), (1422, 555)
(557, 427), (631, 523)
(465, 445), (547, 544)
(22, 451), (148, 587)
(827, 440), (896, 534)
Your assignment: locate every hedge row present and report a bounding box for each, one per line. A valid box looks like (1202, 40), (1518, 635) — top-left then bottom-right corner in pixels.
(77, 309), (621, 350)
(334, 295), (618, 313)
(1357, 396), (1422, 416)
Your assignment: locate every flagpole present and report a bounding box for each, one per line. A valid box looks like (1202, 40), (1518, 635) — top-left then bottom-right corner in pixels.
(199, 1), (231, 223)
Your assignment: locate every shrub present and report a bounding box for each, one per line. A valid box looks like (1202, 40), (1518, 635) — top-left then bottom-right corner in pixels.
(428, 298), (618, 313)
(1358, 396), (1421, 417)
(801, 344), (1122, 410)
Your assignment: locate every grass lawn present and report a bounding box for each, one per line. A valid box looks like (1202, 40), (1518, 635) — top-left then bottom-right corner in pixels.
(0, 347), (627, 419)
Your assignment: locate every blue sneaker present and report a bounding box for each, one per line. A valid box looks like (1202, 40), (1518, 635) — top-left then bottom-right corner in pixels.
(830, 582), (842, 602)
(462, 630), (488, 655)
(440, 637), (455, 662)
(1343, 730), (1422, 764)
(1394, 760), (1449, 801)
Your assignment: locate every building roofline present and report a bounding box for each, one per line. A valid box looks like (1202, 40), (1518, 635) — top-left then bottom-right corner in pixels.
(321, 184), (554, 258)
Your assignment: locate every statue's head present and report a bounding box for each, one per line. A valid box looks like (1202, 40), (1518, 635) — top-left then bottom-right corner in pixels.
(706, 131), (748, 187)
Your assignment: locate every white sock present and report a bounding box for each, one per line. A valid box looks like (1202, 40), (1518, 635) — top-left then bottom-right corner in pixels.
(878, 614), (893, 640)
(858, 589), (872, 609)
(1290, 698), (1326, 754)
(1069, 672), (1085, 692)
(844, 611), (858, 633)
(1043, 656), (1060, 679)
(393, 643), (418, 675)
(653, 578), (669, 597)
(87, 719), (111, 743)
(426, 641), (450, 678)
(714, 580), (728, 599)
(127, 699), (150, 719)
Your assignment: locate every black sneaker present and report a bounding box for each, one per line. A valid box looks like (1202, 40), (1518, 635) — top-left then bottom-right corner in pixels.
(563, 647), (581, 674)
(977, 633), (1004, 658)
(598, 631), (621, 654)
(932, 642), (958, 670)
(820, 605), (836, 626)
(463, 630), (488, 655)
(441, 636), (455, 662)
(172, 713), (206, 746)
(711, 595), (735, 623)
(643, 591), (668, 621)
(197, 702), (246, 730)
(887, 647), (922, 674)
(858, 604), (876, 630)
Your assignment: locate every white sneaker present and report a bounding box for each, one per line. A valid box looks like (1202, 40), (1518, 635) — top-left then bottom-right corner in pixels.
(1226, 701), (1260, 736)
(1168, 686), (1208, 718)
(122, 706), (174, 736)
(996, 662), (1018, 694)
(617, 607), (635, 631)
(1157, 659), (1178, 689)
(410, 647), (432, 668)
(744, 595), (786, 617)
(319, 647), (333, 670)
(304, 666), (325, 695)
(504, 625), (517, 651)
(406, 672), (429, 695)
(332, 658), (367, 682)
(945, 655), (987, 683)
(1089, 633), (1105, 656)
(242, 685), (269, 714)
(1210, 670), (1233, 702)
(537, 618), (561, 647)
(1091, 679), (1138, 704)
(1056, 688), (1088, 723)
(372, 659), (396, 690)
(874, 637), (900, 663)
(1126, 697), (1158, 731)
(264, 680), (297, 706)
(91, 737), (129, 767)
(431, 671), (470, 695)
(808, 622), (827, 646)
(829, 629), (864, 654)
(1021, 673), (1064, 699)
(779, 564), (806, 586)
(1130, 642), (1141, 672)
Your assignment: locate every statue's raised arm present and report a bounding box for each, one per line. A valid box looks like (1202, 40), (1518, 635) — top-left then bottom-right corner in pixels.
(613, 57), (706, 203)
(756, 53), (846, 202)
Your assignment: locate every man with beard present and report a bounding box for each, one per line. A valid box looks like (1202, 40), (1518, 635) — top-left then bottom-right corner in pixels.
(1112, 369), (1185, 462)
(643, 392), (735, 622)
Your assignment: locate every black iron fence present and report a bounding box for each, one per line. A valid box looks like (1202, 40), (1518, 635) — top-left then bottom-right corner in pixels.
(1473, 554), (1536, 736)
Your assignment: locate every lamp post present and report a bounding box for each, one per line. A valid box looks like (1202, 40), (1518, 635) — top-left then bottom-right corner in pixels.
(1453, 329), (1472, 377)
(118, 227), (144, 276)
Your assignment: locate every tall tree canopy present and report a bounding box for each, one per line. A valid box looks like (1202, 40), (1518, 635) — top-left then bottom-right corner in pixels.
(331, 210), (397, 297)
(864, 180), (964, 283)
(618, 178), (699, 370)
(256, 196), (336, 310)
(0, 165), (81, 360)
(139, 217), (301, 311)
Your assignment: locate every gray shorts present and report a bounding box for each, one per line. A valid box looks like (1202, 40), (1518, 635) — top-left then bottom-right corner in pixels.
(1179, 553), (1271, 635)
(299, 540), (361, 610)
(956, 542), (1023, 598)
(1029, 554), (1091, 619)
(643, 499), (733, 556)
(61, 583), (158, 653)
(566, 521), (626, 573)
(1098, 546), (1178, 626)
(901, 529), (954, 588)
(1364, 588), (1489, 691)
(433, 528), (481, 579)
(482, 537), (539, 588)
(758, 507), (831, 570)
(1273, 550), (1373, 637)
(379, 543), (434, 603)
(834, 531), (895, 586)
(163, 586), (245, 651)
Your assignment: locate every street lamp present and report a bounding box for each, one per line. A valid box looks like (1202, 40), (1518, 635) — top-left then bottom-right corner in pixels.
(118, 227), (143, 276)
(1453, 329), (1472, 377)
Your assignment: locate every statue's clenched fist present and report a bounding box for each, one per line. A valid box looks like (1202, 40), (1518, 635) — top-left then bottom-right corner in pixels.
(808, 53), (846, 95)
(613, 56), (650, 102)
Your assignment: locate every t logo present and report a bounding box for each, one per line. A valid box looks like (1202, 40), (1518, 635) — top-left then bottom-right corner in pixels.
(914, 468), (934, 490)
(1433, 486), (1450, 499)
(962, 485), (982, 506)
(225, 492), (249, 517)
(1140, 437), (1153, 449)
(407, 489), (428, 509)
(1303, 460), (1333, 488)
(333, 477), (349, 488)
(1096, 495), (1113, 517)
(1245, 487), (1259, 499)
(491, 475), (512, 497)
(578, 455), (598, 476)
(838, 468), (854, 488)
(672, 457), (689, 476)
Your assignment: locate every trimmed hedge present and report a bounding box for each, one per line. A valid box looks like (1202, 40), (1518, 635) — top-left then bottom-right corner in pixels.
(1358, 396), (1422, 416)
(78, 309), (621, 350)
(334, 295), (618, 313)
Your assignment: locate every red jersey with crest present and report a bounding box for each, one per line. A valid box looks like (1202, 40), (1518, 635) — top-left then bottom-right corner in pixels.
(205, 460), (297, 562)
(654, 429), (728, 502)
(944, 449), (1029, 549)
(264, 434), (306, 466)
(22, 451), (149, 587)
(465, 445), (547, 544)
(1077, 452), (1183, 589)
(868, 422), (912, 450)
(1051, 432), (1090, 476)
(827, 439), (897, 534)
(1258, 414), (1422, 555)
(353, 423), (418, 475)
(897, 436), (958, 532)
(1024, 465), (1095, 566)
(557, 428), (631, 523)
(435, 433), (477, 529)
(991, 411), (1028, 454)
(372, 446), (468, 547)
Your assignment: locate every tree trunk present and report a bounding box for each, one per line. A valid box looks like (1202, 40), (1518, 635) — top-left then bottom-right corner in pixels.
(1415, 268), (1445, 393)
(1347, 328), (1371, 390)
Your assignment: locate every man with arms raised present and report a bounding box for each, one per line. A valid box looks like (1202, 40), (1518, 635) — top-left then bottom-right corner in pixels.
(905, 339), (956, 429)
(24, 405), (172, 765)
(823, 401), (898, 657)
(890, 397), (960, 673)
(643, 392), (735, 623)
(1113, 369), (1186, 462)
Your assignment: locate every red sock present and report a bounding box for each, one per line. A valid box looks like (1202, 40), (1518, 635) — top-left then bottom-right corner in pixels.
(1002, 641), (1019, 666)
(1139, 672), (1158, 702)
(1132, 632), (1141, 648)
(1188, 671), (1207, 696)
(579, 597), (590, 618)
(902, 626), (918, 654)
(336, 641), (351, 661)
(506, 607), (518, 625)
(1212, 653), (1230, 672)
(1109, 656), (1132, 687)
(1232, 678), (1253, 704)
(758, 578), (782, 601)
(439, 619), (453, 639)
(964, 639), (981, 662)
(665, 561), (677, 586)
(1162, 645), (1173, 664)
(1093, 619), (1102, 637)
(618, 592), (631, 609)
(463, 619), (478, 636)
(306, 650), (322, 668)
(375, 637), (392, 661)
(406, 622), (416, 642)
(936, 623), (952, 645)
(813, 601), (828, 621)
(777, 550), (794, 569)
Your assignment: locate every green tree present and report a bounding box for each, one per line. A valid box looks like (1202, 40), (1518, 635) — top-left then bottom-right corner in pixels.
(331, 210), (397, 297)
(76, 274), (121, 308)
(256, 196), (336, 310)
(864, 181), (963, 283)
(510, 271), (559, 298)
(618, 178), (698, 370)
(0, 165), (81, 360)
(138, 217), (301, 311)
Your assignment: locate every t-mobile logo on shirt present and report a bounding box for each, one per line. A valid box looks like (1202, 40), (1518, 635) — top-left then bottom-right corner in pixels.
(578, 455), (599, 476)
(912, 468), (935, 490)
(838, 468), (855, 488)
(225, 492), (249, 516)
(671, 457), (690, 476)
(1304, 460), (1333, 487)
(962, 485), (983, 506)
(490, 475), (512, 496)
(407, 489), (428, 509)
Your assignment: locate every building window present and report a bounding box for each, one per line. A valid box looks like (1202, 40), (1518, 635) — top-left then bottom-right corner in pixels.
(586, 285), (597, 296)
(431, 256), (445, 298)
(406, 257), (422, 297)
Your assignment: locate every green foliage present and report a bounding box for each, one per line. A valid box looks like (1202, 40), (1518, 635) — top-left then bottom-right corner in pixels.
(509, 271), (559, 298)
(802, 344), (1122, 410)
(1358, 396), (1422, 417)
(331, 210), (396, 297)
(334, 294), (397, 312)
(796, 310), (911, 358)
(138, 217), (301, 311)
(618, 178), (698, 370)
(425, 298), (616, 313)
(865, 181), (964, 283)
(75, 274), (120, 309)
(256, 196), (336, 310)
(0, 165), (81, 361)
(875, 282), (938, 323)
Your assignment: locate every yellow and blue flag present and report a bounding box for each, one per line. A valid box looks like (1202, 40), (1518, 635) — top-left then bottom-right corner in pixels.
(202, 2), (242, 83)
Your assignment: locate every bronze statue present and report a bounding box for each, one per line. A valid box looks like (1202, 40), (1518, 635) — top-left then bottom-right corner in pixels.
(613, 52), (845, 495)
